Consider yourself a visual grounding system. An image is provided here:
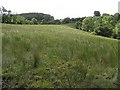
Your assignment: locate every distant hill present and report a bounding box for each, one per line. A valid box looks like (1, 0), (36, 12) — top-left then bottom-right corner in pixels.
(16, 13), (54, 23)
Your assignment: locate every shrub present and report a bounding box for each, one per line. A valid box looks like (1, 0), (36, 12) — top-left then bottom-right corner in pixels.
(94, 27), (112, 37)
(82, 17), (94, 32)
(75, 21), (82, 30)
(112, 23), (120, 39)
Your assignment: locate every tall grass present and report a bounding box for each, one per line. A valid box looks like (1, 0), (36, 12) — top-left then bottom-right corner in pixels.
(2, 24), (118, 88)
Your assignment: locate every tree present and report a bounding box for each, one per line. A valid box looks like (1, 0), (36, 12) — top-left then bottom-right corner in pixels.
(113, 13), (120, 21)
(24, 19), (31, 24)
(82, 17), (94, 32)
(112, 22), (120, 39)
(102, 14), (115, 29)
(75, 21), (82, 30)
(54, 19), (61, 24)
(93, 16), (102, 28)
(31, 18), (38, 24)
(93, 13), (114, 37)
(94, 11), (101, 16)
(62, 17), (71, 24)
(94, 26), (112, 37)
(102, 13), (110, 16)
(15, 13), (54, 24)
(6, 15), (12, 23)
(16, 16), (26, 24)
(92, 16), (103, 34)
(1, 6), (7, 12)
(2, 14), (7, 23)
(41, 19), (47, 24)
(7, 10), (11, 15)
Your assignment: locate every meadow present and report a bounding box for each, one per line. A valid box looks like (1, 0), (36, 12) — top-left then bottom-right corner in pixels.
(2, 24), (118, 88)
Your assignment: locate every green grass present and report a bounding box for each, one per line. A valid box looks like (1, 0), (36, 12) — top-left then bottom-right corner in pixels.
(2, 24), (118, 88)
(63, 23), (76, 29)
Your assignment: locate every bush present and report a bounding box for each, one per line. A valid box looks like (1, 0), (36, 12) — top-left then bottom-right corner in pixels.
(112, 23), (120, 39)
(94, 27), (112, 37)
(82, 17), (94, 32)
(75, 21), (82, 30)
(31, 18), (38, 24)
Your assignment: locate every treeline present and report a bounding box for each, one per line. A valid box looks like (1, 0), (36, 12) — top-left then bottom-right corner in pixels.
(75, 11), (120, 39)
(1, 6), (120, 39)
(54, 17), (85, 24)
(2, 13), (84, 25)
(2, 13), (55, 24)
(16, 13), (54, 24)
(1, 7), (85, 24)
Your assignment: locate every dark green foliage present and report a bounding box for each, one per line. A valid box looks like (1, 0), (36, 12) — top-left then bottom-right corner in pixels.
(94, 27), (112, 37)
(75, 21), (82, 29)
(93, 16), (102, 28)
(112, 22), (120, 39)
(1, 6), (7, 12)
(93, 14), (113, 37)
(2, 12), (54, 24)
(31, 18), (38, 24)
(75, 11), (119, 39)
(2, 14), (10, 23)
(94, 11), (101, 16)
(113, 13), (120, 21)
(54, 19), (61, 24)
(17, 13), (54, 24)
(15, 15), (26, 24)
(62, 17), (71, 24)
(102, 14), (115, 29)
(82, 17), (94, 32)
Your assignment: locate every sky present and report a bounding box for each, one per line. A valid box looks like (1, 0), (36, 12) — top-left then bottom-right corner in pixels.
(0, 0), (120, 19)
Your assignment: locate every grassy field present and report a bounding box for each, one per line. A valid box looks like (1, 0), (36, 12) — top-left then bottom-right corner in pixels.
(63, 23), (76, 29)
(2, 24), (118, 88)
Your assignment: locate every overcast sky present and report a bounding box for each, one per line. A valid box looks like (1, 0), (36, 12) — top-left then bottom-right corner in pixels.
(0, 0), (120, 19)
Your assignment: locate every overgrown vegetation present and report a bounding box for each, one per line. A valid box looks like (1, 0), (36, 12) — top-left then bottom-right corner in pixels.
(2, 24), (118, 88)
(75, 12), (120, 39)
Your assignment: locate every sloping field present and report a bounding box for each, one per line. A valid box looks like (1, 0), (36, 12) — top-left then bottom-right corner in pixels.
(2, 24), (118, 88)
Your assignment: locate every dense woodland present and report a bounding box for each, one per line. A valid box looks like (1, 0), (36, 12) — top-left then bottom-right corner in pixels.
(1, 6), (120, 39)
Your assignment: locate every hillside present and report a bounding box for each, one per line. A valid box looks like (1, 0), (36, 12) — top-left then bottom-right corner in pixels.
(2, 24), (118, 88)
(16, 13), (54, 23)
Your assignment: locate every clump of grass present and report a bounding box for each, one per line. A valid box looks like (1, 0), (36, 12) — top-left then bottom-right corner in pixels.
(32, 49), (40, 68)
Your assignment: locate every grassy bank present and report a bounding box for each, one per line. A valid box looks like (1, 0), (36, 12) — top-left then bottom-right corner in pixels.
(2, 24), (118, 88)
